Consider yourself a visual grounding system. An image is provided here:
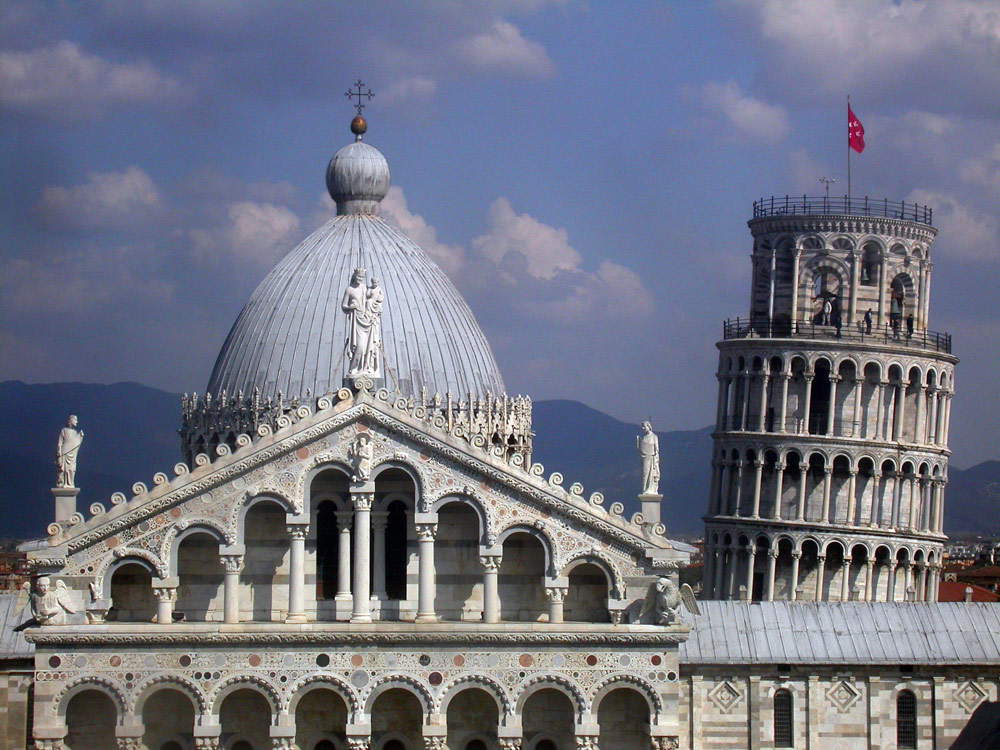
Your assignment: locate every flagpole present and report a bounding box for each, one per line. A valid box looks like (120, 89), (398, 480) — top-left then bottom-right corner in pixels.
(847, 94), (852, 201)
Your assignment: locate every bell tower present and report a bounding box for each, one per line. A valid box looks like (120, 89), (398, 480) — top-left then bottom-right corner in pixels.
(703, 196), (957, 603)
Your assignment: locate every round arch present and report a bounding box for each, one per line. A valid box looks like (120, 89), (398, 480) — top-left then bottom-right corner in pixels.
(56, 677), (126, 721)
(234, 492), (296, 544)
(134, 675), (206, 716)
(591, 675), (662, 723)
(364, 675), (434, 718)
(496, 525), (556, 577)
(167, 522), (229, 577)
(433, 494), (491, 545)
(514, 675), (587, 720)
(560, 554), (621, 599)
(210, 676), (280, 717)
(438, 675), (513, 721)
(99, 554), (161, 600)
(287, 675), (360, 721)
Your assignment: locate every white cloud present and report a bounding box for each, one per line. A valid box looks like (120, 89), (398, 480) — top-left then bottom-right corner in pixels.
(960, 143), (1000, 197)
(455, 20), (555, 77)
(382, 75), (438, 105)
(700, 81), (789, 142)
(191, 201), (300, 266)
(473, 197), (580, 279)
(906, 189), (996, 262)
(37, 166), (163, 230)
(380, 186), (465, 275)
(731, 0), (1000, 111)
(0, 41), (184, 117)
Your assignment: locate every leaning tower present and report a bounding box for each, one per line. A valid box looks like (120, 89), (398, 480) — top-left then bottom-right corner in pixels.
(702, 196), (957, 603)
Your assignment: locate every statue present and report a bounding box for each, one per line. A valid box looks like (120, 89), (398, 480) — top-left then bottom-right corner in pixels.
(56, 414), (84, 488)
(637, 420), (660, 495)
(23, 576), (77, 625)
(640, 577), (700, 625)
(348, 433), (373, 482)
(342, 268), (384, 379)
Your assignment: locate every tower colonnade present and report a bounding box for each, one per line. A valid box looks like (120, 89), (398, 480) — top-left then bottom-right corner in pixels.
(703, 200), (957, 602)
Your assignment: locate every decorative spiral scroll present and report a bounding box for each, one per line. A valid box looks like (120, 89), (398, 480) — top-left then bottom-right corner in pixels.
(490, 445), (505, 458)
(110, 492), (127, 505)
(68, 512), (84, 526)
(194, 453), (211, 466)
(316, 396), (333, 411)
(470, 434), (487, 448)
(452, 424), (466, 439)
(215, 444), (231, 457)
(153, 472), (169, 486)
(374, 388), (391, 401)
(529, 463), (545, 477)
(394, 397), (409, 410)
(631, 512), (644, 526)
(432, 415), (447, 429)
(256, 424), (272, 437)
(569, 482), (584, 496)
(47, 523), (61, 536)
(589, 492), (604, 506)
(548, 472), (564, 487)
(132, 482), (148, 496)
(336, 388), (352, 401)
(173, 463), (189, 476)
(413, 406), (426, 419)
(510, 452), (525, 467)
(652, 522), (667, 536)
(276, 415), (292, 429)
(610, 502), (624, 516)
(235, 433), (252, 448)
(295, 405), (311, 419)
(89, 503), (105, 516)
(354, 377), (374, 391)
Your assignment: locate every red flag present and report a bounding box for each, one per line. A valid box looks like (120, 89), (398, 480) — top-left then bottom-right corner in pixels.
(848, 104), (865, 153)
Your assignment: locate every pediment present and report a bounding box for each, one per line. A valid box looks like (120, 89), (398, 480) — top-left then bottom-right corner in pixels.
(32, 387), (687, 588)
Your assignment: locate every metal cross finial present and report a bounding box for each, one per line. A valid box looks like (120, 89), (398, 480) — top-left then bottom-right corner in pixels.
(818, 176), (838, 200)
(345, 79), (374, 115)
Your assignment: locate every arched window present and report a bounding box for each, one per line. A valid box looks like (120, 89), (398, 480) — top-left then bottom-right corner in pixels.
(536, 741), (558, 750)
(160, 743), (183, 750)
(315, 742), (337, 750)
(384, 740), (406, 750)
(232, 742), (253, 750)
(897, 690), (917, 748)
(774, 688), (794, 747)
(465, 741), (488, 750)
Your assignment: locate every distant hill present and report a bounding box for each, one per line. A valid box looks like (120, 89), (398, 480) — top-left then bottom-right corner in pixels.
(1, 381), (997, 539)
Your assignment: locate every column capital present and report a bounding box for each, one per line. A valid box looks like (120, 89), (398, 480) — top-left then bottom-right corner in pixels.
(816, 554), (826, 562)
(842, 557), (852, 568)
(791, 550), (801, 560)
(346, 739), (370, 750)
(152, 587), (177, 602)
(497, 740), (522, 750)
(370, 510), (389, 531)
(335, 510), (354, 528)
(117, 739), (143, 750)
(803, 373), (815, 382)
(422, 738), (447, 750)
(544, 586), (568, 602)
(768, 549), (780, 560)
(220, 554), (244, 573)
(480, 555), (502, 571)
(574, 736), (600, 750)
(286, 524), (309, 540)
(415, 522), (438, 541)
(351, 492), (374, 511)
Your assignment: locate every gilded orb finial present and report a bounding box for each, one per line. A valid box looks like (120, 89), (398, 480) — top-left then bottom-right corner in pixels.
(351, 115), (368, 138)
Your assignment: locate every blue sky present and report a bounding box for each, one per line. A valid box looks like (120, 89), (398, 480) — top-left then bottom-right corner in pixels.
(1, 1), (998, 466)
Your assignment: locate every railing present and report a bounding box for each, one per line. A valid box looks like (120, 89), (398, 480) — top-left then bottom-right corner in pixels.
(752, 195), (933, 226)
(722, 317), (952, 354)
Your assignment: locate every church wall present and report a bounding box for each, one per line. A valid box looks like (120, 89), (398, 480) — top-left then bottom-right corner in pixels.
(0, 664), (32, 750)
(680, 667), (999, 750)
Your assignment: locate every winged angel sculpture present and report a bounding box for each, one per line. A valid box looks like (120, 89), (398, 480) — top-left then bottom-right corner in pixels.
(640, 576), (700, 625)
(19, 576), (77, 626)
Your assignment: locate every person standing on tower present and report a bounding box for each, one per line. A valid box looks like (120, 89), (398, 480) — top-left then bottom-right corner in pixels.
(864, 308), (873, 335)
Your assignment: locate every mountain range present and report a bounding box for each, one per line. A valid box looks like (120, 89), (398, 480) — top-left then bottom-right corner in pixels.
(1, 381), (997, 540)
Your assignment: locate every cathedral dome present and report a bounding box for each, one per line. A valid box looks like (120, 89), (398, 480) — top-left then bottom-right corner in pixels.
(206, 124), (506, 402)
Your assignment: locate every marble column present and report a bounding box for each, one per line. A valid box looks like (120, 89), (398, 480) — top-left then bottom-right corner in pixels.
(715, 375), (728, 431)
(766, 550), (778, 601)
(335, 511), (353, 601)
(751, 459), (764, 518)
(796, 465), (808, 521)
(875, 381), (886, 440)
(802, 374), (814, 434)
(370, 511), (389, 600)
(821, 467), (833, 523)
(865, 559), (875, 601)
(849, 251), (859, 325)
(221, 554), (244, 624)
(545, 586), (567, 624)
(846, 470), (858, 526)
(893, 379), (907, 442)
(788, 551), (801, 601)
(943, 393), (953, 444)
(744, 545), (756, 600)
(840, 558), (852, 601)
(739, 372), (751, 431)
(351, 491), (373, 623)
(286, 524), (308, 623)
(153, 586), (176, 625)
(732, 460), (745, 516)
(826, 375), (839, 435)
(814, 554), (827, 601)
(891, 472), (903, 528)
(778, 373), (790, 433)
(482, 555), (502, 623)
(415, 520), (439, 623)
(927, 388), (939, 444)
(870, 472), (883, 528)
(725, 547), (738, 599)
(790, 249), (801, 327)
(714, 548), (726, 599)
(878, 257), (887, 326)
(757, 374), (770, 431)
(771, 461), (784, 520)
(718, 462), (731, 515)
(851, 377), (864, 437)
(915, 382), (926, 443)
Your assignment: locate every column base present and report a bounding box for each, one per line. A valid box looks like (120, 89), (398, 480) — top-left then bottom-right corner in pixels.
(415, 614), (439, 624)
(284, 613), (308, 624)
(335, 592), (353, 601)
(350, 614), (373, 624)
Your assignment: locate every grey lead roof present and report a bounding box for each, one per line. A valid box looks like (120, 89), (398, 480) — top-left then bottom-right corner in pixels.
(680, 601), (1000, 665)
(0, 593), (32, 659)
(207, 213), (507, 401)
